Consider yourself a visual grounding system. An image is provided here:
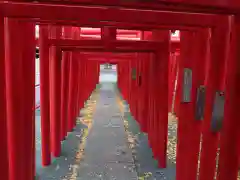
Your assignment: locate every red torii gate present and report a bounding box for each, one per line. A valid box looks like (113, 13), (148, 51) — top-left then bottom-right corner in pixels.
(0, 1), (240, 180)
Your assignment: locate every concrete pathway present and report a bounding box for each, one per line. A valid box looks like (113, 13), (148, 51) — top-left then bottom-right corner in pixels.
(76, 83), (138, 180)
(37, 68), (177, 180)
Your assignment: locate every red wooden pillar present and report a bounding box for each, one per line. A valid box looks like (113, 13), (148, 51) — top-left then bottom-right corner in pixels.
(96, 62), (100, 84)
(92, 61), (96, 90)
(176, 31), (191, 180)
(82, 59), (87, 102)
(61, 51), (70, 140)
(120, 63), (124, 98)
(93, 62), (96, 89)
(187, 29), (210, 180)
(120, 63), (125, 98)
(124, 61), (130, 102)
(151, 53), (159, 158)
(88, 61), (93, 94)
(140, 53), (149, 133)
(39, 25), (51, 165)
(73, 28), (81, 119)
(84, 61), (88, 100)
(67, 51), (73, 131)
(74, 53), (80, 121)
(141, 54), (147, 130)
(78, 58), (85, 110)
(124, 62), (129, 101)
(175, 30), (209, 180)
(5, 18), (26, 180)
(88, 61), (91, 96)
(135, 55), (139, 120)
(68, 52), (75, 131)
(126, 61), (130, 102)
(186, 30), (209, 180)
(85, 59), (88, 102)
(174, 54), (181, 117)
(21, 21), (36, 179)
(77, 58), (81, 111)
(93, 61), (97, 88)
(121, 63), (123, 97)
(0, 17), (9, 180)
(149, 53), (159, 157)
(68, 52), (79, 130)
(60, 27), (71, 140)
(50, 26), (62, 157)
(96, 61), (100, 85)
(216, 16), (240, 180)
(95, 62), (99, 86)
(125, 61), (129, 102)
(168, 53), (173, 110)
(137, 55), (143, 127)
(168, 52), (178, 112)
(118, 63), (122, 95)
(87, 61), (92, 95)
(76, 56), (81, 117)
(142, 31), (153, 136)
(117, 63), (121, 91)
(136, 54), (143, 123)
(134, 58), (139, 119)
(147, 54), (155, 147)
(153, 30), (170, 168)
(92, 62), (95, 91)
(84, 61), (87, 99)
(172, 52), (180, 112)
(130, 56), (136, 119)
(129, 61), (133, 113)
(199, 18), (230, 180)
(176, 32), (196, 180)
(120, 62), (125, 98)
(89, 61), (93, 94)
(150, 32), (159, 158)
(135, 56), (139, 122)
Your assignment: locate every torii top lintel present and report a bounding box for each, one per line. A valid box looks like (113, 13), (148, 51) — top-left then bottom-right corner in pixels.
(0, 2), (227, 29)
(21, 0), (240, 14)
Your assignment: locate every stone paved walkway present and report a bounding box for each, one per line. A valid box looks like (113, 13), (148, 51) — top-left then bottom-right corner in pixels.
(36, 68), (177, 180)
(75, 83), (138, 180)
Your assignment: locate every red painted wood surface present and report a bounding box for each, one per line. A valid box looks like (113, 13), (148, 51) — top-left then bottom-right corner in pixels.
(39, 25), (51, 166)
(49, 26), (62, 157)
(0, 17), (9, 180)
(0, 2), (222, 28)
(5, 18), (27, 180)
(21, 21), (36, 179)
(199, 17), (230, 180)
(2, 1), (240, 179)
(217, 16), (240, 180)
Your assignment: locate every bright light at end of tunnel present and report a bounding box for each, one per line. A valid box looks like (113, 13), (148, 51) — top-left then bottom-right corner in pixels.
(171, 30), (179, 37)
(35, 25), (39, 38)
(171, 30), (180, 41)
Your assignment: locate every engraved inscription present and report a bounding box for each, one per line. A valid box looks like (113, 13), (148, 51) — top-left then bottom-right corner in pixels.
(195, 86), (205, 120)
(131, 68), (137, 80)
(138, 75), (142, 86)
(211, 91), (225, 132)
(182, 68), (192, 103)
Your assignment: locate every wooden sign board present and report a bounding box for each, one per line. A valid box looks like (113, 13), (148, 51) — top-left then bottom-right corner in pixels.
(195, 86), (205, 120)
(182, 68), (192, 103)
(131, 68), (137, 80)
(211, 91), (225, 132)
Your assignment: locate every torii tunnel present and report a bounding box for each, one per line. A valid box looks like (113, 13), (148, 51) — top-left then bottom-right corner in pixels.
(1, 0), (240, 180)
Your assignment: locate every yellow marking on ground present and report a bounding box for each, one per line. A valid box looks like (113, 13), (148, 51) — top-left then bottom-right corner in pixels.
(62, 90), (99, 180)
